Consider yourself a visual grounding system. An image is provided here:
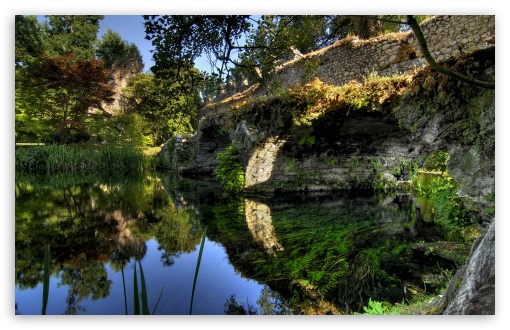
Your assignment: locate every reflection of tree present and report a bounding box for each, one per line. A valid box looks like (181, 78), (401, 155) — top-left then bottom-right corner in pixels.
(58, 261), (112, 314)
(257, 285), (293, 315)
(15, 172), (207, 314)
(15, 174), (155, 289)
(224, 295), (258, 315)
(148, 203), (203, 267)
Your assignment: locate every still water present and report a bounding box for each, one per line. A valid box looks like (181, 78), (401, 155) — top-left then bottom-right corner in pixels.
(15, 172), (449, 315)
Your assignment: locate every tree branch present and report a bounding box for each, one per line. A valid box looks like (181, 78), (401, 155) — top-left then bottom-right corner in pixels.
(406, 15), (494, 89)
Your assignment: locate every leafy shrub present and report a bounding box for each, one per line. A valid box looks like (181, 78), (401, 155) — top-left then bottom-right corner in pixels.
(414, 172), (476, 240)
(423, 150), (449, 174)
(88, 113), (153, 148)
(213, 144), (245, 193)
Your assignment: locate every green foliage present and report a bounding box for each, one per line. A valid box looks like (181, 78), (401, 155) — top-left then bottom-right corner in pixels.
(284, 157), (296, 172)
(342, 72), (413, 111)
(423, 150), (449, 174)
(87, 112), (153, 148)
(298, 135), (316, 147)
(284, 74), (411, 127)
(414, 172), (476, 239)
(15, 15), (43, 67)
(413, 151), (477, 237)
(41, 15), (104, 60)
(357, 298), (384, 315)
(348, 157), (360, 182)
(368, 157), (386, 190)
(96, 29), (143, 71)
(121, 73), (200, 145)
(213, 145), (245, 193)
(355, 298), (400, 315)
(393, 157), (419, 180)
(483, 193), (495, 215)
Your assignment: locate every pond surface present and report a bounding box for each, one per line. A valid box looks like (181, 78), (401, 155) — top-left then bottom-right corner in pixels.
(15, 172), (452, 315)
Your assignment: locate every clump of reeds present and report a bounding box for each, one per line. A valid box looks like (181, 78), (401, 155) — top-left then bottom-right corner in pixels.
(15, 144), (155, 174)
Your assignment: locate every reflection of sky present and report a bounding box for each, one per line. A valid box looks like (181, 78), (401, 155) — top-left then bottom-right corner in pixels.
(15, 238), (266, 315)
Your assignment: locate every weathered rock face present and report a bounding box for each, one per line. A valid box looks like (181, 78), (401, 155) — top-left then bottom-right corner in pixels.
(159, 134), (195, 172)
(396, 47), (495, 220)
(445, 219), (495, 315)
(240, 110), (421, 192)
(428, 219), (495, 315)
(103, 54), (144, 113)
(163, 48), (495, 202)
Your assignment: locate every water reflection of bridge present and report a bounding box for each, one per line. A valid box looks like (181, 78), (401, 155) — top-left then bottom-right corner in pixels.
(244, 199), (284, 255)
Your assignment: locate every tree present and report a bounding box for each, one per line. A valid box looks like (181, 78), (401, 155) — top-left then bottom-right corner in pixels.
(96, 29), (143, 71)
(144, 15), (425, 92)
(25, 53), (115, 143)
(15, 15), (44, 67)
(41, 15), (104, 59)
(121, 72), (201, 145)
(144, 15), (251, 82)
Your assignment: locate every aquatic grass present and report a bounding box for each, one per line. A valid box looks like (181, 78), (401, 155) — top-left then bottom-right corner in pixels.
(190, 228), (207, 315)
(41, 244), (50, 315)
(16, 144), (153, 174)
(133, 262), (140, 315)
(121, 267), (128, 315)
(138, 261), (150, 315)
(131, 260), (163, 315)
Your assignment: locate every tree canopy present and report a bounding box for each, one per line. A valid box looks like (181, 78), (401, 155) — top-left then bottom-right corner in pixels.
(121, 71), (201, 145)
(96, 29), (144, 71)
(15, 15), (149, 144)
(22, 53), (115, 144)
(41, 15), (104, 59)
(144, 15), (429, 95)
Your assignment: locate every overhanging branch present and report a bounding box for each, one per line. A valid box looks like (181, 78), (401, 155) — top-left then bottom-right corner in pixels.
(406, 15), (494, 89)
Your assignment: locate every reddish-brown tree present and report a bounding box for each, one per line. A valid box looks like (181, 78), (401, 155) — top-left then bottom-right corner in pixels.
(27, 52), (115, 143)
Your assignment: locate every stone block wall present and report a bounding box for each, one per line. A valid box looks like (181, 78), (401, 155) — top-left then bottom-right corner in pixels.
(208, 15), (494, 110)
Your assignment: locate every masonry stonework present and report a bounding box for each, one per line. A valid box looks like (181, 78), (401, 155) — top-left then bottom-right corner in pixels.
(207, 15), (494, 111)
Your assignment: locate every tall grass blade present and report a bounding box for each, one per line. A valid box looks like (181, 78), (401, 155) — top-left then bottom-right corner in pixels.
(133, 262), (140, 315)
(41, 244), (50, 315)
(121, 267), (128, 315)
(151, 287), (164, 315)
(190, 228), (207, 315)
(138, 260), (150, 315)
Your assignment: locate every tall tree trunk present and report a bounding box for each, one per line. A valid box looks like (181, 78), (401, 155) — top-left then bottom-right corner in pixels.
(349, 16), (374, 39)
